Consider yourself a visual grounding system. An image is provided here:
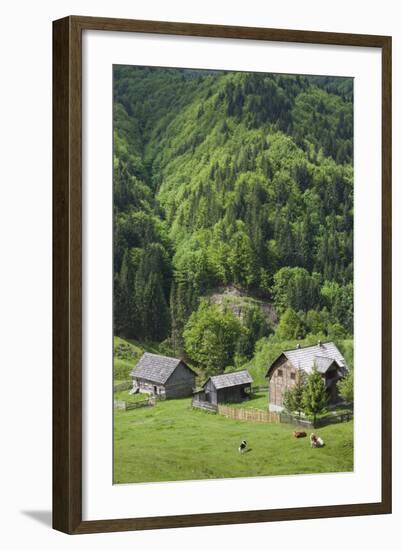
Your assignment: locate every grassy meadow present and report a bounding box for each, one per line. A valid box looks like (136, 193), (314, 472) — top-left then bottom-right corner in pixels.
(114, 397), (353, 484)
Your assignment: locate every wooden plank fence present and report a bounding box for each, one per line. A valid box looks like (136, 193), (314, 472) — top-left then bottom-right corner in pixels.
(199, 403), (352, 428)
(217, 405), (280, 424)
(313, 411), (353, 428)
(192, 400), (217, 413)
(280, 411), (353, 428)
(251, 385), (268, 393)
(114, 397), (155, 411)
(279, 413), (314, 428)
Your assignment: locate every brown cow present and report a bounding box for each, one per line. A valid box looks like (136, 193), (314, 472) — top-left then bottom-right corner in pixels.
(293, 431), (307, 438)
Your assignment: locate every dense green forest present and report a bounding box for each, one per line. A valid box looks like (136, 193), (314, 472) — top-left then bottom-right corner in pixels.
(113, 66), (353, 380)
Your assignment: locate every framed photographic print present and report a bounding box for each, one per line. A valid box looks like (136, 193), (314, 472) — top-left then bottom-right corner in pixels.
(53, 16), (392, 534)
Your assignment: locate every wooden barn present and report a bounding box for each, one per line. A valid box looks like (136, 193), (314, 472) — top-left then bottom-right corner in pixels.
(266, 341), (348, 412)
(193, 370), (253, 406)
(130, 352), (196, 399)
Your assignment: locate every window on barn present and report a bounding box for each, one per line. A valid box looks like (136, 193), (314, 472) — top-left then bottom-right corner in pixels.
(290, 372), (296, 380)
(277, 369), (283, 377)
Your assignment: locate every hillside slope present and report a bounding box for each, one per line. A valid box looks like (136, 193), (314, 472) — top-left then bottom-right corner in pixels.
(113, 66), (354, 377)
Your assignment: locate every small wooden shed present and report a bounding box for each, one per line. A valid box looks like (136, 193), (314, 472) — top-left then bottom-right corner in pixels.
(194, 370), (253, 406)
(266, 341), (348, 412)
(130, 352), (196, 399)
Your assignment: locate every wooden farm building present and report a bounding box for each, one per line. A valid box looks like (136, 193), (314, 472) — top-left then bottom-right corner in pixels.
(130, 352), (196, 399)
(266, 341), (348, 412)
(193, 370), (253, 406)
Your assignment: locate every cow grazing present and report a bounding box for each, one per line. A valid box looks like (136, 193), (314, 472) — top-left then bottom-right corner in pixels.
(293, 431), (307, 438)
(310, 433), (325, 448)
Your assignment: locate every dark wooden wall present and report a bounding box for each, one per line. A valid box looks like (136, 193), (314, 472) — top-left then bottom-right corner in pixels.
(165, 362), (195, 398)
(216, 384), (251, 404)
(204, 381), (251, 404)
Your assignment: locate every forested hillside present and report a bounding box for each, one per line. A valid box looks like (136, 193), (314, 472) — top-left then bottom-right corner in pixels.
(113, 66), (353, 379)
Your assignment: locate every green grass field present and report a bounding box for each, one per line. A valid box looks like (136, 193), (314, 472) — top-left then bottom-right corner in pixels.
(114, 397), (353, 484)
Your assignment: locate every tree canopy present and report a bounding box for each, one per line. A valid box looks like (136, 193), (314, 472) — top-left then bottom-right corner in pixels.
(113, 66), (354, 379)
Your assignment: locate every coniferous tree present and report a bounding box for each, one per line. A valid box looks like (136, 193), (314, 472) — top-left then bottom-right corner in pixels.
(302, 367), (328, 425)
(283, 370), (306, 418)
(117, 248), (140, 338)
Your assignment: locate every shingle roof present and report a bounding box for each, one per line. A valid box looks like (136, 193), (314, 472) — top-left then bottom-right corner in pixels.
(314, 355), (336, 373)
(207, 369), (253, 390)
(280, 342), (347, 374)
(130, 352), (185, 384)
